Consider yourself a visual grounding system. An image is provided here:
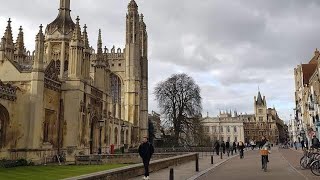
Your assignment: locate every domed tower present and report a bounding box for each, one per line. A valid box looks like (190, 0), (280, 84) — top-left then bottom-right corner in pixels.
(45, 0), (75, 78)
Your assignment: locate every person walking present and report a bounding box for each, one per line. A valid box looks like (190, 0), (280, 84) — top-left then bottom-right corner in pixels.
(226, 141), (230, 156)
(238, 141), (245, 159)
(214, 141), (220, 155)
(138, 137), (154, 180)
(233, 141), (237, 153)
(301, 140), (305, 150)
(294, 141), (297, 150)
(221, 141), (226, 154)
(311, 135), (320, 149)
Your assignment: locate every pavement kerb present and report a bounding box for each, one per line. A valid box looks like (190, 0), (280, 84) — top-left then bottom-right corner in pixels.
(186, 153), (240, 180)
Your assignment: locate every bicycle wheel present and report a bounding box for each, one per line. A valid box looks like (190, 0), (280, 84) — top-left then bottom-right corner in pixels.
(311, 160), (320, 176)
(263, 156), (267, 172)
(300, 156), (308, 169)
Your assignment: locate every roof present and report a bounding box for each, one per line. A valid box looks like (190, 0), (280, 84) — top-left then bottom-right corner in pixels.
(309, 49), (319, 64)
(45, 1), (75, 35)
(301, 64), (317, 85)
(256, 91), (264, 106)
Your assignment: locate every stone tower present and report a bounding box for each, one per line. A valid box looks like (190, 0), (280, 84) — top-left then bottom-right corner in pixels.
(125, 0), (143, 143)
(45, 0), (75, 78)
(254, 91), (267, 122)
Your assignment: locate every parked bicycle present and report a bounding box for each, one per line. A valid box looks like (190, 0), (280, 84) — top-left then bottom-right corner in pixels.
(310, 159), (320, 176)
(300, 148), (320, 170)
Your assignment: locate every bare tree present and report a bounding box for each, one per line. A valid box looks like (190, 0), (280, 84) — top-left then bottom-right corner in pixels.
(154, 73), (202, 145)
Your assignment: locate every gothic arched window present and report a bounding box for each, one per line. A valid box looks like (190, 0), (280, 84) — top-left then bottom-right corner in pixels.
(0, 104), (9, 148)
(110, 74), (122, 118)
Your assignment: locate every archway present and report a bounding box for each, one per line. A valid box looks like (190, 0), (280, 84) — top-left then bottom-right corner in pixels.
(89, 116), (99, 154)
(0, 104), (9, 148)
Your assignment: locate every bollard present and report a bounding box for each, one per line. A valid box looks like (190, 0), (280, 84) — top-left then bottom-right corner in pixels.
(196, 153), (199, 172)
(211, 155), (213, 164)
(220, 151), (222, 159)
(169, 168), (174, 180)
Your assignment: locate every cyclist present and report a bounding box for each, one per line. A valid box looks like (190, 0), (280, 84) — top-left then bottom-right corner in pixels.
(260, 136), (271, 168)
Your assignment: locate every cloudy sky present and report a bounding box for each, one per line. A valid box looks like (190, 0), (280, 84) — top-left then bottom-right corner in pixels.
(1, 0), (320, 121)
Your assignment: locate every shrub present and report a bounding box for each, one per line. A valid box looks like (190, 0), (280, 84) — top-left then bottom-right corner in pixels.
(0, 159), (33, 168)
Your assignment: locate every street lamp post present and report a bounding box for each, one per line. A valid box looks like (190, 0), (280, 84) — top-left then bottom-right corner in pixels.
(98, 119), (104, 154)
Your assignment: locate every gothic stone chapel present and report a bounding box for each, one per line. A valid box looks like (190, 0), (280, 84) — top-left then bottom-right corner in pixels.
(0, 0), (148, 162)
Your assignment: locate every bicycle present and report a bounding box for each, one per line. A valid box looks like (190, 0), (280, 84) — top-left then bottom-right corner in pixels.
(300, 148), (320, 169)
(260, 149), (269, 172)
(310, 159), (320, 176)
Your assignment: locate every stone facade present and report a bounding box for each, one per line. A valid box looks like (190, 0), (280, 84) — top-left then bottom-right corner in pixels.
(242, 91), (285, 144)
(294, 49), (320, 145)
(202, 111), (245, 143)
(202, 91), (286, 144)
(0, 0), (148, 162)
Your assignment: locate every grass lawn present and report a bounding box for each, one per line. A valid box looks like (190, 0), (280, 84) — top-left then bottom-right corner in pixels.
(0, 164), (127, 180)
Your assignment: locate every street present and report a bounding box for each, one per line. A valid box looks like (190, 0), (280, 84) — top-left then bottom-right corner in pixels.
(197, 148), (318, 180)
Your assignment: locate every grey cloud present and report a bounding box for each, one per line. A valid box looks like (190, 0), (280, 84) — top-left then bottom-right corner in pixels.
(0, 0), (312, 120)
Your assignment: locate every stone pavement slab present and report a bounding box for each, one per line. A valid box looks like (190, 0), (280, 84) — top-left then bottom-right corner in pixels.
(197, 148), (307, 180)
(130, 152), (238, 180)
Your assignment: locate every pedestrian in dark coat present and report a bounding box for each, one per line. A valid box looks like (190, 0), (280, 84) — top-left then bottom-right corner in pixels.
(226, 141), (230, 155)
(214, 141), (220, 155)
(138, 137), (154, 179)
(311, 135), (320, 148)
(233, 142), (237, 153)
(221, 141), (226, 154)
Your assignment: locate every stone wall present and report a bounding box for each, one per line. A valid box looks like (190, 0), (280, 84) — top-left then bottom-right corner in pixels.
(75, 153), (182, 165)
(65, 153), (198, 180)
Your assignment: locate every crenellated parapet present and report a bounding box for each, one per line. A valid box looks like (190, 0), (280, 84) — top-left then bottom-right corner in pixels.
(0, 80), (18, 101)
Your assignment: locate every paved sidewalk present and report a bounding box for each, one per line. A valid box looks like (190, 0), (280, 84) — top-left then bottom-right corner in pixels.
(130, 152), (238, 180)
(197, 148), (307, 180)
(279, 148), (318, 180)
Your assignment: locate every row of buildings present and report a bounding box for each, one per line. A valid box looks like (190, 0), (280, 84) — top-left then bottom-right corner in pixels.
(149, 91), (288, 145)
(0, 0), (149, 162)
(293, 49), (320, 145)
(201, 91), (287, 144)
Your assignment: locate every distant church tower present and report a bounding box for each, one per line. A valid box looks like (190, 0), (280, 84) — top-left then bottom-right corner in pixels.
(254, 91), (267, 122)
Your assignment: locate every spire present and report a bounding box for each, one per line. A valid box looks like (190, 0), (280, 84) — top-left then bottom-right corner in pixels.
(46, 0), (74, 35)
(97, 29), (103, 55)
(60, 0), (70, 10)
(315, 48), (319, 56)
(128, 0), (138, 11)
(4, 18), (13, 49)
(256, 91), (264, 105)
(0, 36), (5, 51)
(82, 24), (90, 49)
(15, 26), (25, 54)
(93, 29), (107, 68)
(33, 24), (44, 71)
(71, 16), (82, 42)
(140, 13), (146, 30)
